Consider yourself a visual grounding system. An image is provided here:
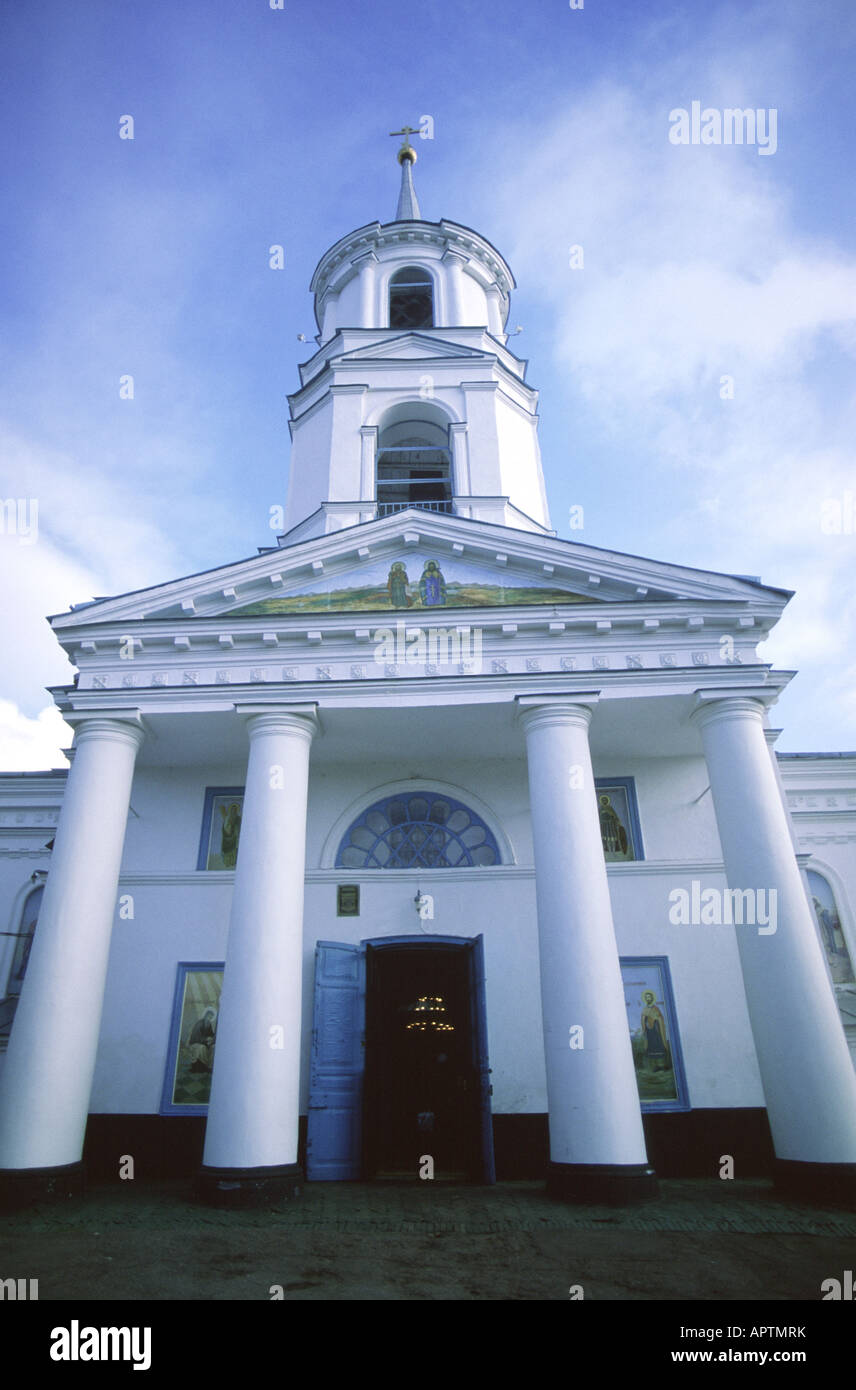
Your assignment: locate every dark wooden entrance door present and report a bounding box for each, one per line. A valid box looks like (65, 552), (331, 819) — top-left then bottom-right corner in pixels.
(364, 942), (476, 1180)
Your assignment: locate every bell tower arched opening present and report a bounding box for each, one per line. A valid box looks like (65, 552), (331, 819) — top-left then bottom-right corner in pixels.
(388, 265), (434, 329)
(375, 401), (453, 516)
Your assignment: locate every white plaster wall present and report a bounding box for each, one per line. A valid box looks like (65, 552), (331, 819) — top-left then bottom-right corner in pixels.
(609, 868), (765, 1107)
(121, 767), (248, 871)
(597, 755), (723, 861)
(285, 403), (335, 530)
(91, 877), (234, 1113)
(494, 393), (549, 528)
(327, 274), (362, 332)
(327, 389), (367, 500)
(461, 387), (502, 497)
(456, 270), (490, 328)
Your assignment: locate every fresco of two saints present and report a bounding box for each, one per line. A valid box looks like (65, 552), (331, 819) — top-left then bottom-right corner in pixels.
(388, 560), (446, 608)
(229, 551), (583, 615)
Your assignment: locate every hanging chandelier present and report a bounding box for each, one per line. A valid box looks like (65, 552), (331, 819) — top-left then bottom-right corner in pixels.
(403, 995), (455, 1032)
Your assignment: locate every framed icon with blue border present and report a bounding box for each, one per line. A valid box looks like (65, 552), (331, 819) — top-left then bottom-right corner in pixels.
(197, 787), (244, 870)
(595, 777), (643, 862)
(619, 956), (689, 1111)
(160, 962), (224, 1114)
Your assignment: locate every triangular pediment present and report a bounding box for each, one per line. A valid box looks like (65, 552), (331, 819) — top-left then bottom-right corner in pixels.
(227, 546), (597, 617)
(50, 509), (790, 632)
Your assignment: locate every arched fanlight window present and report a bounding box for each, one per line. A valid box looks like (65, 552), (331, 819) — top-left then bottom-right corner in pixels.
(807, 870), (854, 985)
(0, 882), (43, 1051)
(336, 793), (500, 869)
(389, 266), (433, 329)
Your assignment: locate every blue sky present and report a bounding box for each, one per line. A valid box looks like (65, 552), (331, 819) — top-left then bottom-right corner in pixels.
(2, 0), (855, 764)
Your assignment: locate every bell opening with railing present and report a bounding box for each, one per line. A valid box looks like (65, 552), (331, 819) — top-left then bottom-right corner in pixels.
(375, 409), (453, 516)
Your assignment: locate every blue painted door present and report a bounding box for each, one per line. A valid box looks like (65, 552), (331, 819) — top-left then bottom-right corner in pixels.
(468, 935), (496, 1183)
(305, 941), (366, 1180)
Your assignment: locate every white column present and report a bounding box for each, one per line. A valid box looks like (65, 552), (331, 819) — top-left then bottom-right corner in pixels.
(441, 250), (467, 326)
(449, 421), (470, 499)
(201, 707), (317, 1193)
(0, 714), (144, 1176)
(356, 252), (378, 328)
(321, 292), (339, 341)
(486, 286), (504, 337)
(692, 696), (856, 1184)
(360, 425), (377, 503)
(519, 698), (655, 1201)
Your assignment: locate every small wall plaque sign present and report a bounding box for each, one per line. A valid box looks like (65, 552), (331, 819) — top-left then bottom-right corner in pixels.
(337, 884), (360, 916)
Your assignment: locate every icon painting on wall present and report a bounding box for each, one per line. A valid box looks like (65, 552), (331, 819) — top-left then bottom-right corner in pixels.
(807, 870), (854, 984)
(620, 958), (689, 1110)
(161, 964), (224, 1113)
(596, 783), (639, 862)
(198, 790), (244, 871)
(229, 551), (594, 616)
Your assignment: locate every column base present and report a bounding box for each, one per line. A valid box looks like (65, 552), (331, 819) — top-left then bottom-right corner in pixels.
(773, 1159), (856, 1209)
(0, 1161), (85, 1210)
(546, 1161), (659, 1205)
(195, 1162), (303, 1208)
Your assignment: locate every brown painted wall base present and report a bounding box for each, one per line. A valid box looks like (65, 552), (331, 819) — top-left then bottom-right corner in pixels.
(82, 1108), (776, 1183)
(642, 1109), (775, 1179)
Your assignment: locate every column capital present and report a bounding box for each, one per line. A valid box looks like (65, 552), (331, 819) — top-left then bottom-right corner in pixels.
(234, 704), (319, 743)
(516, 693), (600, 733)
(65, 711), (146, 753)
(690, 690), (774, 732)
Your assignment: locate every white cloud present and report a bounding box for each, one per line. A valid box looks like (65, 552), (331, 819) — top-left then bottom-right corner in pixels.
(0, 701), (70, 772)
(479, 36), (856, 745)
(0, 428), (202, 735)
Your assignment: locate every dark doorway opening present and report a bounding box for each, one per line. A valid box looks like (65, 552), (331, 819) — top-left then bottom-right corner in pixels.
(364, 943), (479, 1181)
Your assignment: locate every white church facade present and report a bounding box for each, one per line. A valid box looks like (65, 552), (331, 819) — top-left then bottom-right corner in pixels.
(2, 138), (856, 1207)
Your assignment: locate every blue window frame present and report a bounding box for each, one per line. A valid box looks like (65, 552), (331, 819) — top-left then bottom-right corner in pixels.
(595, 777), (643, 862)
(336, 792), (500, 869)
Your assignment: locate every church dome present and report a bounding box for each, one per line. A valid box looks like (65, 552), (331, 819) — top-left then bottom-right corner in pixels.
(308, 145), (515, 342)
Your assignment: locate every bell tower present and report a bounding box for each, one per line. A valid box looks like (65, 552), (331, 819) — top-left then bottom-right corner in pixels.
(282, 133), (553, 542)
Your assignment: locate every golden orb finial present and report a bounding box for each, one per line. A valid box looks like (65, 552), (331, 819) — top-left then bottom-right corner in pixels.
(390, 125), (419, 165)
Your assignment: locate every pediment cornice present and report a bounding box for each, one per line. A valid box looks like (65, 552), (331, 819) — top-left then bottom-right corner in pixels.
(51, 512), (791, 640)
